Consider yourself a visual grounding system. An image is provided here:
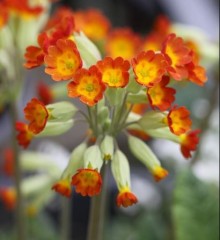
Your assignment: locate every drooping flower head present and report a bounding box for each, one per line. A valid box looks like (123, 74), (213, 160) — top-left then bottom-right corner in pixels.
(24, 98), (49, 134)
(74, 8), (111, 41)
(166, 106), (192, 135)
(97, 57), (130, 88)
(162, 33), (192, 80)
(52, 179), (72, 198)
(132, 50), (167, 87)
(71, 168), (102, 197)
(105, 28), (142, 60)
(116, 187), (138, 208)
(147, 75), (176, 111)
(67, 65), (106, 106)
(180, 129), (200, 158)
(45, 39), (82, 81)
(16, 122), (34, 148)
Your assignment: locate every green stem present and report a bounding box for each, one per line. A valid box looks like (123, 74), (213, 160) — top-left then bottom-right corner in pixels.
(9, 100), (26, 240)
(86, 164), (108, 240)
(60, 197), (71, 240)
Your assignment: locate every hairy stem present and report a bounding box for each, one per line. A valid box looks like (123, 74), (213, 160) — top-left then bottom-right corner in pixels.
(60, 197), (71, 240)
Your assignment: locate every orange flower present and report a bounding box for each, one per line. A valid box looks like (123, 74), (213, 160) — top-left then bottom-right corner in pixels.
(147, 75), (176, 111)
(132, 50), (167, 87)
(71, 169), (102, 197)
(52, 179), (72, 198)
(16, 122), (34, 148)
(153, 15), (171, 35)
(162, 33), (192, 80)
(45, 39), (82, 81)
(127, 129), (150, 141)
(116, 188), (138, 207)
(166, 106), (192, 135)
(105, 28), (142, 60)
(24, 32), (49, 69)
(152, 166), (169, 182)
(3, 148), (14, 176)
(142, 32), (165, 52)
(97, 57), (130, 87)
(37, 82), (54, 105)
(67, 65), (106, 106)
(0, 187), (16, 210)
(180, 130), (200, 158)
(74, 8), (111, 41)
(24, 98), (49, 134)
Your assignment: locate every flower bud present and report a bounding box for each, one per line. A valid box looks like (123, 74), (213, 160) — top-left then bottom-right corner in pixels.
(100, 135), (114, 161)
(138, 111), (167, 130)
(83, 145), (103, 171)
(111, 150), (131, 189)
(128, 135), (168, 181)
(36, 119), (74, 137)
(47, 101), (77, 122)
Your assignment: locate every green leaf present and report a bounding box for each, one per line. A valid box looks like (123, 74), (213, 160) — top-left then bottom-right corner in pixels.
(172, 168), (219, 240)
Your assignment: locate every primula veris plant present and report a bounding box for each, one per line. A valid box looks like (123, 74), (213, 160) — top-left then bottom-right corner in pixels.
(15, 6), (209, 208)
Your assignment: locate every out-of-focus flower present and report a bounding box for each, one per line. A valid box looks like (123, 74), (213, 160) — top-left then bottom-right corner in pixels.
(16, 122), (34, 148)
(2, 148), (14, 176)
(0, 187), (16, 210)
(105, 28), (142, 60)
(52, 179), (72, 198)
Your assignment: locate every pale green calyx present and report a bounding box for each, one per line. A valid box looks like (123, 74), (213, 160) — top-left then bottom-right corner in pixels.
(47, 101), (77, 122)
(111, 150), (131, 190)
(100, 135), (114, 161)
(74, 31), (102, 67)
(128, 135), (161, 172)
(62, 142), (88, 179)
(97, 106), (109, 125)
(83, 145), (103, 171)
(138, 111), (167, 130)
(36, 119), (74, 137)
(105, 87), (126, 106)
(126, 69), (143, 94)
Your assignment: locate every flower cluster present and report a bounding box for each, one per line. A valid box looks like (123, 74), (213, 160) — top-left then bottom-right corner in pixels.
(16, 7), (207, 207)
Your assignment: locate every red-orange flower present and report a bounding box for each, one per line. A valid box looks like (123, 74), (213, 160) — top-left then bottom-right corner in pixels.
(67, 65), (106, 106)
(153, 15), (171, 36)
(152, 166), (169, 182)
(116, 188), (138, 207)
(97, 57), (130, 87)
(180, 130), (200, 158)
(142, 32), (165, 52)
(24, 98), (49, 134)
(74, 8), (111, 41)
(132, 50), (167, 87)
(166, 106), (192, 135)
(147, 75), (176, 111)
(52, 179), (72, 198)
(24, 32), (50, 69)
(162, 33), (192, 80)
(37, 82), (54, 105)
(0, 187), (16, 210)
(16, 122), (34, 148)
(45, 39), (82, 81)
(105, 28), (142, 60)
(2, 148), (14, 176)
(71, 169), (102, 197)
